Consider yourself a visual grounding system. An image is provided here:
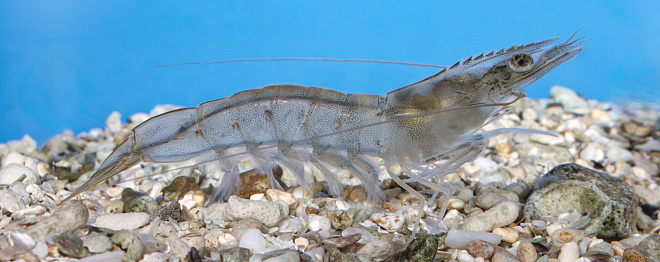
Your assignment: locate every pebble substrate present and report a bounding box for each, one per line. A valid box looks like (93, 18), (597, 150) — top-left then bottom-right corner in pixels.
(0, 86), (659, 262)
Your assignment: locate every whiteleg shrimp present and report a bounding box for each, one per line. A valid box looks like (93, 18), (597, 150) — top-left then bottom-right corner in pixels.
(61, 33), (584, 237)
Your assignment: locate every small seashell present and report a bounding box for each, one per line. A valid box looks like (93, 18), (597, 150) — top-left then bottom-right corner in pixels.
(370, 211), (405, 232)
(551, 228), (584, 247)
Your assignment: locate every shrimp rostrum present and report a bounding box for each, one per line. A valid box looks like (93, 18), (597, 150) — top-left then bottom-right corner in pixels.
(62, 33), (584, 232)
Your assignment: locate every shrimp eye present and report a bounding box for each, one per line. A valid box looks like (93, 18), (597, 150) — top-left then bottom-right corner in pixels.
(507, 54), (534, 72)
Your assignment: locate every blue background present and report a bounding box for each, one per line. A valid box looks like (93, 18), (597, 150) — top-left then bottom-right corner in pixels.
(1, 1), (659, 144)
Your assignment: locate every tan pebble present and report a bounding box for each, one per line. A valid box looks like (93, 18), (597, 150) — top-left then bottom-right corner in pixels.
(266, 189), (297, 205)
(383, 188), (401, 199)
(623, 122), (652, 137)
(612, 244), (624, 256)
(558, 242), (579, 262)
(469, 208), (483, 216)
(235, 166), (283, 198)
(342, 185), (353, 198)
(623, 248), (648, 262)
(192, 190), (206, 207)
(631, 166), (650, 179)
(516, 241), (538, 262)
(590, 108), (611, 122)
(551, 228), (583, 247)
(100, 200), (124, 214)
(545, 223), (563, 237)
(0, 217), (11, 230)
(312, 181), (324, 195)
(382, 202), (395, 211)
(320, 210), (353, 231)
(495, 143), (512, 154)
(492, 227), (518, 243)
(466, 239), (495, 259)
(294, 237), (309, 251)
(522, 107), (538, 121)
(305, 206), (319, 215)
(348, 186), (366, 202)
(380, 178), (397, 190)
(447, 197), (465, 210)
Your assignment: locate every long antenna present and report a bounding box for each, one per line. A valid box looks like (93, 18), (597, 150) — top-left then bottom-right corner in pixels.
(155, 58), (447, 69)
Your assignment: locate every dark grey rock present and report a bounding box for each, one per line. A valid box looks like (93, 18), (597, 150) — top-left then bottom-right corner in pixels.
(121, 188), (157, 214)
(636, 234), (660, 261)
(162, 176), (199, 202)
(111, 230), (145, 261)
(53, 232), (90, 258)
(524, 163), (637, 240)
(217, 247), (252, 262)
(150, 201), (182, 222)
(399, 234), (439, 262)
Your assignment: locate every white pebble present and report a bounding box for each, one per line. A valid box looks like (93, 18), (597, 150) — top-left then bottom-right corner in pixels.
(442, 209), (463, 228)
(31, 241), (48, 259)
(545, 223), (564, 237)
(0, 163), (39, 185)
(83, 233), (113, 253)
(1, 152), (38, 171)
(250, 193), (265, 201)
(6, 135), (37, 155)
(0, 190), (25, 213)
(445, 228), (502, 250)
(91, 213), (149, 231)
(370, 212), (405, 232)
(473, 157), (498, 173)
(558, 242), (579, 262)
(78, 251), (126, 262)
(239, 228), (268, 253)
(606, 146), (634, 163)
(307, 214), (332, 238)
(278, 217), (304, 234)
(218, 232), (238, 247)
(632, 166), (650, 179)
(105, 111), (122, 133)
(457, 250), (475, 262)
(579, 143), (604, 162)
(223, 195), (288, 227)
(452, 200), (521, 232)
(12, 205), (46, 220)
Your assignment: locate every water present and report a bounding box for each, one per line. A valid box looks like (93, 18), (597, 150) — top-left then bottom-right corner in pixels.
(1, 1), (659, 144)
